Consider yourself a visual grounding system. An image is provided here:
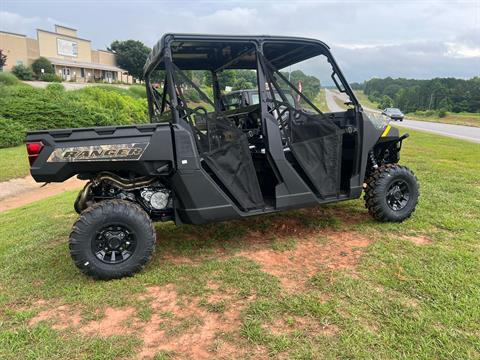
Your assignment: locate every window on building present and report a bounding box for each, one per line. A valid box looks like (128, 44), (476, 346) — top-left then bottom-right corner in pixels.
(80, 68), (85, 78)
(16, 60), (24, 65)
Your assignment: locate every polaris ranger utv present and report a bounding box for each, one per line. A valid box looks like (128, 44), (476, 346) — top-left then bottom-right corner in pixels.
(26, 34), (419, 279)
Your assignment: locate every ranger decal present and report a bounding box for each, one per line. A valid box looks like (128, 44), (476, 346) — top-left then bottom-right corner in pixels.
(47, 143), (149, 162)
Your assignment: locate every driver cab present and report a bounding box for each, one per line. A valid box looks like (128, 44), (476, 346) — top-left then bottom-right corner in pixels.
(144, 35), (362, 215)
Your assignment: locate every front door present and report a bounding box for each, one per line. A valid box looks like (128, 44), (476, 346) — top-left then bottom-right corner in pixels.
(63, 68), (71, 81)
(259, 49), (359, 201)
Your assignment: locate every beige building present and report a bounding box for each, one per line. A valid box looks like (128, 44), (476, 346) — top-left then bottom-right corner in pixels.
(0, 25), (133, 83)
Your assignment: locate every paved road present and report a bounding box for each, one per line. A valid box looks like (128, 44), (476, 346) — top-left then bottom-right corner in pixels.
(325, 89), (480, 144)
(324, 88), (347, 112)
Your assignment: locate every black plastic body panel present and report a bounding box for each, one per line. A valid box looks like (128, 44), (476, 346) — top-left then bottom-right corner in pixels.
(26, 123), (174, 182)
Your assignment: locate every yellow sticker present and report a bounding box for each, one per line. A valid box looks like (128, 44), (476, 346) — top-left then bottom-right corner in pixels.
(381, 125), (391, 137)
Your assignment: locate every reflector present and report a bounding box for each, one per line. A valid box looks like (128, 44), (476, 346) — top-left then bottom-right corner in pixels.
(26, 142), (44, 165)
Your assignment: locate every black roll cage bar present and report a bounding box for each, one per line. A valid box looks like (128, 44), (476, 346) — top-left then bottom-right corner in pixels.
(144, 35), (360, 124)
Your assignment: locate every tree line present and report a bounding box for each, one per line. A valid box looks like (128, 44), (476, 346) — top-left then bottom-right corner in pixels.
(353, 77), (480, 113)
(109, 40), (320, 99)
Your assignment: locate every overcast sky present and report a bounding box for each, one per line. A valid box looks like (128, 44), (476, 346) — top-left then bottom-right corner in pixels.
(1, 0), (479, 82)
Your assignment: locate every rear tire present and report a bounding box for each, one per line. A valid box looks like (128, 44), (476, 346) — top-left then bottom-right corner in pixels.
(69, 199), (156, 280)
(364, 164), (419, 222)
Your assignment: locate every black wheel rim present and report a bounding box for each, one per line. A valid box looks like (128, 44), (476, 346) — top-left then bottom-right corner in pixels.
(386, 180), (410, 211)
(93, 224), (137, 264)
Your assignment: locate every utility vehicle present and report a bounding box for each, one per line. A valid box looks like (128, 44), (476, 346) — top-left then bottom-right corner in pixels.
(26, 34), (419, 279)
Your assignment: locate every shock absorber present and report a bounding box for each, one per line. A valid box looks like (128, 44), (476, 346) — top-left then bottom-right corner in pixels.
(369, 150), (378, 169)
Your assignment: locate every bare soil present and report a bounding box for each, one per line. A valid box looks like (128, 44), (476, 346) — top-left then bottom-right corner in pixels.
(237, 230), (370, 290)
(0, 176), (84, 212)
(29, 284), (253, 359)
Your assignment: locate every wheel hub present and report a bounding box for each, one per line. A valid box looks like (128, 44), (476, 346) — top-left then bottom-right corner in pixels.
(386, 180), (410, 211)
(93, 225), (136, 264)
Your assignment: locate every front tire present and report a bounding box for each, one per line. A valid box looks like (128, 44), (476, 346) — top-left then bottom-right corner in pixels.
(69, 199), (156, 280)
(364, 164), (419, 222)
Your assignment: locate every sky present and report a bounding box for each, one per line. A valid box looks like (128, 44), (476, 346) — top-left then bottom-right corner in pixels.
(1, 0), (479, 82)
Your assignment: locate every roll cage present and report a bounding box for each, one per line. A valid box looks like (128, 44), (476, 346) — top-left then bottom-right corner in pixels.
(143, 34), (360, 122)
(142, 33), (376, 215)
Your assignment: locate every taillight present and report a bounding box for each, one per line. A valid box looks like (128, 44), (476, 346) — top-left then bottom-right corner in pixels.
(26, 141), (44, 166)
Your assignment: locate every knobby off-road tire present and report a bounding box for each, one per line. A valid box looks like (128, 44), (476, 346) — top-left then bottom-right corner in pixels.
(364, 164), (419, 222)
(69, 199), (156, 280)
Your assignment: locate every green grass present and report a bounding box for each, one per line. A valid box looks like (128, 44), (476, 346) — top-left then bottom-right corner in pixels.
(408, 111), (480, 127)
(354, 89), (480, 127)
(0, 145), (29, 181)
(354, 90), (380, 110)
(0, 130), (479, 358)
(314, 88), (329, 113)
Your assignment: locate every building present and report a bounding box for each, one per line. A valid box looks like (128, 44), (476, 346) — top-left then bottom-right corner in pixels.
(0, 25), (133, 83)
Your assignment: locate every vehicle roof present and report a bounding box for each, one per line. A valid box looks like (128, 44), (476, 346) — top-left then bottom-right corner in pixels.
(144, 33), (331, 76)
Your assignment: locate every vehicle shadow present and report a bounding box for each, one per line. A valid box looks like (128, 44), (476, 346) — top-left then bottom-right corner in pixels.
(153, 202), (369, 260)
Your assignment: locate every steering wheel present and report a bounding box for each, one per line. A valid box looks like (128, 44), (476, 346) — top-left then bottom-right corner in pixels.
(192, 106), (208, 117)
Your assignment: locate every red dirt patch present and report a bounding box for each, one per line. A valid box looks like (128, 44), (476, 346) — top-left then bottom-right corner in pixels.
(28, 284), (251, 360)
(29, 305), (82, 330)
(0, 176), (84, 212)
(81, 306), (137, 336)
(237, 231), (370, 290)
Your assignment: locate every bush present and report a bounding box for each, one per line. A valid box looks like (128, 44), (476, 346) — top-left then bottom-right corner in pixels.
(0, 117), (26, 148)
(11, 64), (34, 80)
(183, 88), (200, 102)
(0, 84), (148, 147)
(46, 83), (64, 92)
(437, 108), (448, 118)
(40, 73), (62, 82)
(128, 85), (147, 98)
(0, 72), (20, 86)
(31, 57), (54, 77)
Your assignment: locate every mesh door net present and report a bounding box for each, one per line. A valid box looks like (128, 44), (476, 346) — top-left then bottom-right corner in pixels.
(263, 60), (344, 199)
(172, 66), (264, 211)
(200, 115), (264, 210)
(289, 113), (343, 198)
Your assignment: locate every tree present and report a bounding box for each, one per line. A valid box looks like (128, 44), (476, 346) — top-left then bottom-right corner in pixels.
(11, 64), (34, 80)
(284, 70), (321, 101)
(108, 40), (151, 80)
(0, 49), (7, 70)
(31, 57), (54, 77)
(379, 95), (393, 109)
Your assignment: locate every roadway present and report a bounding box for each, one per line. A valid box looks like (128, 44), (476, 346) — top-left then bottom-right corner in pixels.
(324, 89), (480, 143)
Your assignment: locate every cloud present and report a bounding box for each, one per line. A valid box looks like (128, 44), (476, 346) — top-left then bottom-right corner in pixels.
(1, 1), (479, 81)
(0, 10), (73, 36)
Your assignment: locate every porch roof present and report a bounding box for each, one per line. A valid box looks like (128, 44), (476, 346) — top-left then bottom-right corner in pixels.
(47, 58), (126, 73)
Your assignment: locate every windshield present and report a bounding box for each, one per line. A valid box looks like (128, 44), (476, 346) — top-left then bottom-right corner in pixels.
(387, 108), (402, 114)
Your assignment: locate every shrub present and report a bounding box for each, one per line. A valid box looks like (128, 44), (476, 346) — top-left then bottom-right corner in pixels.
(0, 72), (20, 86)
(46, 83), (64, 92)
(31, 57), (54, 77)
(0, 84), (148, 147)
(184, 88), (200, 102)
(0, 117), (26, 148)
(128, 85), (147, 98)
(11, 64), (34, 80)
(40, 73), (62, 82)
(437, 108), (447, 118)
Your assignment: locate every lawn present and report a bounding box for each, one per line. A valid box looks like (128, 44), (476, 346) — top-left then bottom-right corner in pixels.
(407, 111), (480, 128)
(354, 90), (480, 128)
(354, 90), (380, 110)
(0, 145), (30, 182)
(315, 88), (329, 113)
(0, 130), (479, 359)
